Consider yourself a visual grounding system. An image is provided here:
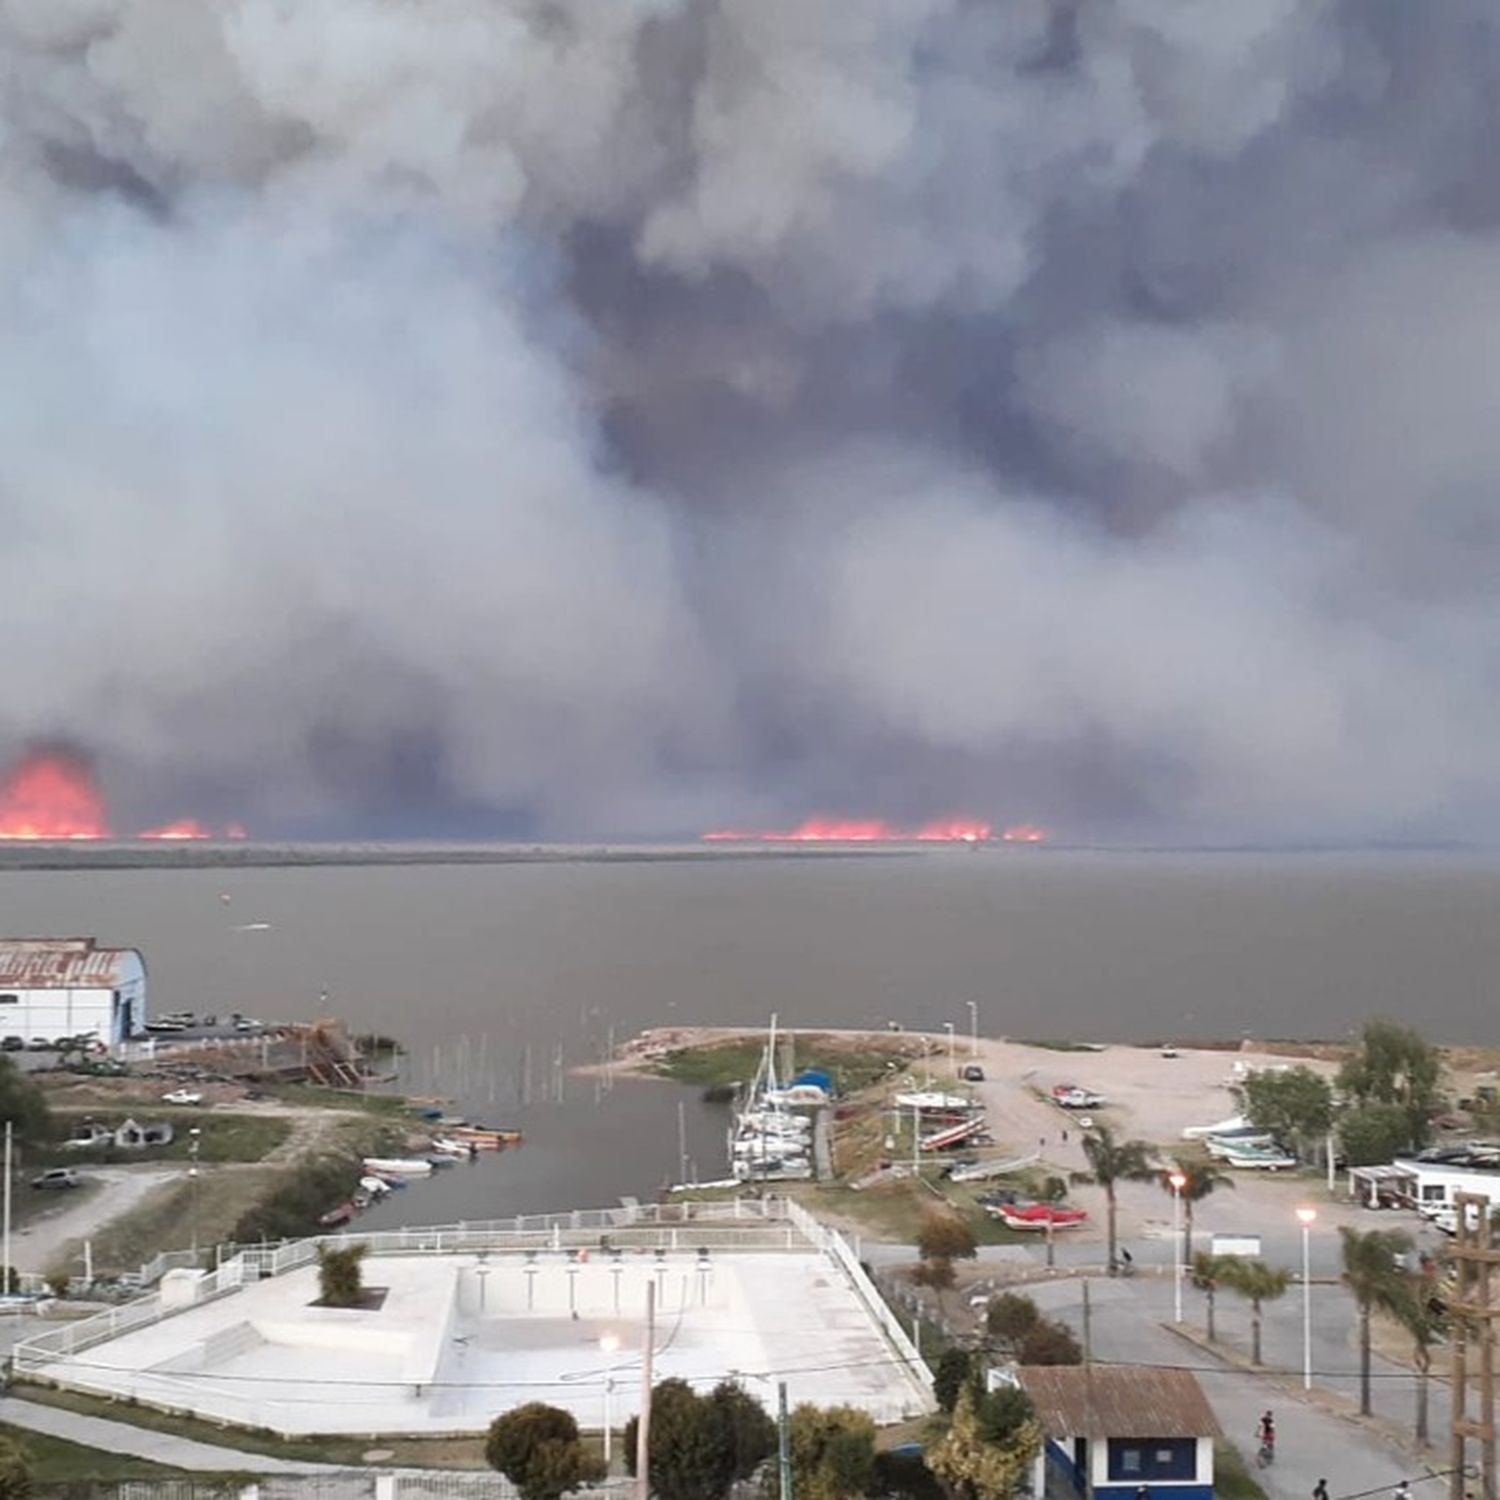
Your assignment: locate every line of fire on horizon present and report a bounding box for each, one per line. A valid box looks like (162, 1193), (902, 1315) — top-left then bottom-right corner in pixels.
(0, 749), (242, 841)
(702, 818), (1047, 844)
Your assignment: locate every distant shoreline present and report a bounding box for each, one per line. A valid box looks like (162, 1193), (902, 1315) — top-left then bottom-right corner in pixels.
(0, 842), (921, 872)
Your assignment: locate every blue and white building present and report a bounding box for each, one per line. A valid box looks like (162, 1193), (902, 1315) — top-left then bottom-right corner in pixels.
(1019, 1364), (1221, 1500)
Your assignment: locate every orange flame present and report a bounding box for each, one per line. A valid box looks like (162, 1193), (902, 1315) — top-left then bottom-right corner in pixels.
(138, 820), (212, 841)
(1000, 823), (1048, 843)
(703, 816), (1044, 844)
(0, 751), (110, 840)
(0, 748), (247, 841)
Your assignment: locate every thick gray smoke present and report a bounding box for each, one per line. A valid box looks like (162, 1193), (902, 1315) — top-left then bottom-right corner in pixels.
(2, 0), (1498, 842)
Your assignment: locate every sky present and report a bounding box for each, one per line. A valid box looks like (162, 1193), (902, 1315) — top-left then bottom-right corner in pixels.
(1, 0), (1497, 843)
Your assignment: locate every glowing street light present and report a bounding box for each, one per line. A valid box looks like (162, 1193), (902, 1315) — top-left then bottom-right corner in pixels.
(600, 1332), (621, 1468)
(1296, 1206), (1317, 1390)
(1169, 1170), (1187, 1323)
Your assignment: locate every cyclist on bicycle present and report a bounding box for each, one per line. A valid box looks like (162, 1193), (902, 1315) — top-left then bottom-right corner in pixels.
(1257, 1411), (1275, 1459)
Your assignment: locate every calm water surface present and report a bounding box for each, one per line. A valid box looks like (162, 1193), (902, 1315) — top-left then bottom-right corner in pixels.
(0, 849), (1495, 1221)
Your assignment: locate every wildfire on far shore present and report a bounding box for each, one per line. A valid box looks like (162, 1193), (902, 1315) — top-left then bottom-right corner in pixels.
(702, 818), (1048, 844)
(0, 749), (245, 841)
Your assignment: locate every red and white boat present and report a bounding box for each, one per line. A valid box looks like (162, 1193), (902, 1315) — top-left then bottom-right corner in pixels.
(991, 1202), (1088, 1231)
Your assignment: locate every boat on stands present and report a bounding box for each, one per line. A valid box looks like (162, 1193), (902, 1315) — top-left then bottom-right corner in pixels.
(991, 1202), (1088, 1231)
(921, 1116), (988, 1152)
(894, 1091), (979, 1115)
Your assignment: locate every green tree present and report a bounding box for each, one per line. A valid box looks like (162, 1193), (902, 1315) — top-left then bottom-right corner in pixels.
(1338, 1021), (1443, 1149)
(934, 1347), (975, 1414)
(316, 1243), (366, 1307)
(485, 1404), (603, 1500)
(0, 1058), (50, 1146)
(626, 1379), (773, 1500)
(1078, 1122), (1156, 1273)
(927, 1383), (1040, 1500)
(782, 1403), (877, 1500)
(1160, 1158), (1233, 1260)
(1191, 1251), (1226, 1343)
(985, 1291), (1041, 1352)
(1216, 1258), (1290, 1366)
(1238, 1066), (1334, 1159)
(708, 1380), (777, 1487)
(1339, 1103), (1416, 1167)
(1340, 1226), (1414, 1416)
(1017, 1318), (1082, 1366)
(0, 1434), (30, 1500)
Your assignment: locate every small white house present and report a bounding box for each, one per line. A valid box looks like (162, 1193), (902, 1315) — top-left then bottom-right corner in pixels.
(1393, 1151), (1500, 1212)
(1019, 1364), (1220, 1500)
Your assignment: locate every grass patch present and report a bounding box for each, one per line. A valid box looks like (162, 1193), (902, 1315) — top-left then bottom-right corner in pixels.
(1213, 1439), (1269, 1500)
(41, 1112), (294, 1165)
(13, 1386), (489, 1469)
(652, 1033), (916, 1096)
(266, 1085), (415, 1118)
(0, 1421), (217, 1481)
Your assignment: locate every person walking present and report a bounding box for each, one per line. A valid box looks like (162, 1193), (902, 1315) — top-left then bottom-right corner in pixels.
(1313, 1480), (1329, 1500)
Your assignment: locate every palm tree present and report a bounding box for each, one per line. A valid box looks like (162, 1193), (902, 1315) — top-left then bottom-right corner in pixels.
(1216, 1257), (1290, 1366)
(1078, 1123), (1157, 1273)
(1394, 1283), (1443, 1447)
(1340, 1226), (1414, 1416)
(1191, 1250), (1226, 1342)
(1161, 1158), (1233, 1261)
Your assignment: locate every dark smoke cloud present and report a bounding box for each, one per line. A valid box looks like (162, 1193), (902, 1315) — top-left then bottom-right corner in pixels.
(1, 0), (1497, 841)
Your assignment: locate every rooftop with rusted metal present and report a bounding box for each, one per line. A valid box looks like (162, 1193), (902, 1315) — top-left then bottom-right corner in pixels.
(0, 938), (142, 989)
(1016, 1365), (1222, 1439)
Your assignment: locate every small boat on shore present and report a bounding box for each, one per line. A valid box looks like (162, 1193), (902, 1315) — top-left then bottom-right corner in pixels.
(362, 1156), (433, 1177)
(450, 1125), (523, 1148)
(319, 1202), (357, 1228)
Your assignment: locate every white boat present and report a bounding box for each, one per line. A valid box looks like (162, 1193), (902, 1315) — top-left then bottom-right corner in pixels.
(732, 1156), (812, 1182)
(894, 1091), (976, 1113)
(1182, 1114), (1249, 1140)
(1205, 1131), (1276, 1159)
(1221, 1145), (1298, 1171)
(737, 1111), (810, 1138)
(431, 1137), (471, 1156)
(763, 1084), (830, 1107)
(358, 1175), (393, 1197)
(362, 1157), (433, 1177)
(921, 1116), (987, 1152)
(733, 1136), (808, 1161)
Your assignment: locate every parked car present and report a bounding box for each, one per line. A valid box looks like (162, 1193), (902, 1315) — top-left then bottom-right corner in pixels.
(25, 1037), (51, 1051)
(960, 1063), (985, 1082)
(162, 1089), (203, 1106)
(31, 1168), (80, 1191)
(0, 1037), (22, 1052)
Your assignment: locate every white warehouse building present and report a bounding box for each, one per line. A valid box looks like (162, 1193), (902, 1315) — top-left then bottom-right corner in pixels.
(0, 939), (146, 1048)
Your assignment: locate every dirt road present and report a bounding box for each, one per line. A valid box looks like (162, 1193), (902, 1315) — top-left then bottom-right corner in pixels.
(10, 1165), (187, 1274)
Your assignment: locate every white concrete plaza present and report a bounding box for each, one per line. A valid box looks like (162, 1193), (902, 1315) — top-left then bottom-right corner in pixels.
(31, 1248), (928, 1435)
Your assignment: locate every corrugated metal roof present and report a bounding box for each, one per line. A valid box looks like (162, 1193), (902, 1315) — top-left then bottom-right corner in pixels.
(0, 939), (140, 990)
(1016, 1366), (1222, 1439)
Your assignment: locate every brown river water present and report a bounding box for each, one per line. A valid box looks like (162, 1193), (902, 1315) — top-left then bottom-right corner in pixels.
(0, 847), (1495, 1223)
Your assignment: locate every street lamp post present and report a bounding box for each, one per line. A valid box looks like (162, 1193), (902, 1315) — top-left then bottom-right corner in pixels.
(1297, 1206), (1317, 1390)
(188, 1128), (202, 1257)
(1169, 1171), (1186, 1323)
(943, 1022), (955, 1074)
(600, 1332), (621, 1469)
(965, 1000), (978, 1059)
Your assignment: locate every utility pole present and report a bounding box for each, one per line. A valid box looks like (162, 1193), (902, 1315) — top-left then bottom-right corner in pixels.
(2, 1121), (11, 1295)
(634, 1279), (656, 1500)
(778, 1379), (794, 1500)
(677, 1101), (688, 1185)
(1451, 1191), (1497, 1500)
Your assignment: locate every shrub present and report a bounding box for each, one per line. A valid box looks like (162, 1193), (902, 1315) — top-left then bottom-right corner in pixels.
(317, 1243), (366, 1307)
(486, 1403), (603, 1500)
